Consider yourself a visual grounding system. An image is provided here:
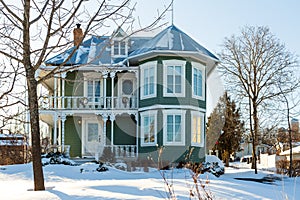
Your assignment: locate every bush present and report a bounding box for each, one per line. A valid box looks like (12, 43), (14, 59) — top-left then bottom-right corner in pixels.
(276, 159), (300, 177)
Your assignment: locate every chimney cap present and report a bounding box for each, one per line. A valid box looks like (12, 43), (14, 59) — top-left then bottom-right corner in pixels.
(76, 23), (81, 29)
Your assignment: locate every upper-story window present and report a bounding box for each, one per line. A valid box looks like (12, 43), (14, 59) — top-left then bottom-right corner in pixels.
(163, 60), (186, 97)
(111, 28), (128, 57)
(83, 72), (103, 104)
(87, 80), (101, 102)
(140, 61), (157, 99)
(192, 62), (205, 100)
(113, 41), (126, 56)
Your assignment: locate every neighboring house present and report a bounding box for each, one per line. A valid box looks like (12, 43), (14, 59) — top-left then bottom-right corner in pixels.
(37, 24), (219, 164)
(280, 145), (300, 161)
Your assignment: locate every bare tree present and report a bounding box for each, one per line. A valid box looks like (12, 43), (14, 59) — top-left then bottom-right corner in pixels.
(0, 0), (171, 190)
(219, 26), (298, 174)
(0, 58), (25, 129)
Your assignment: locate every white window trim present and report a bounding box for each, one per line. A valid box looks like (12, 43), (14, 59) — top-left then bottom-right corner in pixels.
(140, 61), (157, 100)
(192, 62), (205, 101)
(191, 111), (205, 147)
(163, 60), (186, 97)
(140, 110), (158, 147)
(112, 39), (128, 57)
(83, 72), (103, 104)
(118, 73), (137, 96)
(163, 109), (186, 146)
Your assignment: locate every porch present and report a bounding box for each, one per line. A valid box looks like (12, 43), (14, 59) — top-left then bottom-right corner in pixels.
(39, 113), (139, 161)
(39, 95), (137, 110)
(41, 144), (138, 160)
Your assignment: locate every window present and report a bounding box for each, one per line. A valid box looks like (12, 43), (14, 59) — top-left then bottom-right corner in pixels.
(122, 80), (133, 95)
(113, 41), (126, 56)
(191, 111), (204, 147)
(163, 60), (186, 97)
(141, 111), (157, 146)
(87, 80), (101, 102)
(87, 123), (99, 142)
(163, 110), (186, 146)
(192, 62), (205, 100)
(83, 72), (102, 104)
(140, 62), (157, 99)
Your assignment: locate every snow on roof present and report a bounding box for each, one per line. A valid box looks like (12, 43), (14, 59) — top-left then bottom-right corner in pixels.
(44, 25), (218, 66)
(45, 36), (111, 66)
(0, 133), (27, 146)
(280, 145), (300, 155)
(128, 25), (218, 60)
(0, 133), (24, 138)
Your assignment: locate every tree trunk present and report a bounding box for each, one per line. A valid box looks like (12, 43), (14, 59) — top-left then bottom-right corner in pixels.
(27, 71), (45, 191)
(23, 0), (45, 190)
(251, 103), (258, 174)
(224, 150), (230, 167)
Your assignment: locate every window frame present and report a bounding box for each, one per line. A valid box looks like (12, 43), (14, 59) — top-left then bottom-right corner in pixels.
(163, 60), (186, 97)
(191, 111), (205, 147)
(163, 109), (186, 146)
(83, 72), (103, 104)
(140, 110), (158, 147)
(192, 62), (205, 101)
(112, 40), (127, 56)
(140, 61), (157, 100)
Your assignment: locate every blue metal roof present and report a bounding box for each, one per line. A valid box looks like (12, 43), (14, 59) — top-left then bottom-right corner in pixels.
(45, 25), (218, 66)
(45, 36), (112, 65)
(128, 25), (218, 60)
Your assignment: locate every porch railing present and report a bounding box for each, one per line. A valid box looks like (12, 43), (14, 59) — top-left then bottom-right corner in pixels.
(106, 145), (137, 159)
(39, 96), (137, 110)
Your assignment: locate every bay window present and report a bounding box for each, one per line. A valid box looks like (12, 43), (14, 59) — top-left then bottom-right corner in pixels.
(140, 61), (157, 99)
(192, 62), (205, 100)
(141, 111), (157, 146)
(163, 110), (186, 146)
(191, 111), (205, 147)
(163, 60), (186, 97)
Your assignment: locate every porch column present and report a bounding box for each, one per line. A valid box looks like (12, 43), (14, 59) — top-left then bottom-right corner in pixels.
(110, 114), (115, 151)
(103, 74), (108, 109)
(102, 114), (108, 145)
(58, 75), (61, 108)
(131, 70), (138, 108)
(110, 72), (115, 109)
(61, 73), (66, 109)
(54, 76), (57, 109)
(135, 113), (139, 158)
(58, 117), (62, 146)
(53, 113), (57, 145)
(61, 115), (66, 152)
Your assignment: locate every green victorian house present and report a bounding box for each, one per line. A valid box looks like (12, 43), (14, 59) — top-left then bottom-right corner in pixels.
(38, 24), (219, 164)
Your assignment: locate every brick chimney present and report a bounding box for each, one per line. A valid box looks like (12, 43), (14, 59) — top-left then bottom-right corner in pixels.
(73, 23), (83, 46)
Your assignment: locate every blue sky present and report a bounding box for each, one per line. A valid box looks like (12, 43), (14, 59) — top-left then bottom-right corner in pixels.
(134, 0), (300, 57)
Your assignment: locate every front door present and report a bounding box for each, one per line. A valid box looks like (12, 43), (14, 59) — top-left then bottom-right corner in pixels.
(83, 120), (104, 158)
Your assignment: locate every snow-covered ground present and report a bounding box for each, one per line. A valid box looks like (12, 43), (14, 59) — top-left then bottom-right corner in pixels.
(0, 162), (299, 200)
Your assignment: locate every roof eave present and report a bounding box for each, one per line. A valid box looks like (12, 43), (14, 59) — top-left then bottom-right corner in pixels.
(126, 50), (219, 76)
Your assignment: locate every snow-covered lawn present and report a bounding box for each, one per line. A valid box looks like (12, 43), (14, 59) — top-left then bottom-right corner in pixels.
(0, 162), (299, 200)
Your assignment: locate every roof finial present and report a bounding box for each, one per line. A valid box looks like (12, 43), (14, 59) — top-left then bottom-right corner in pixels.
(171, 0), (174, 25)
